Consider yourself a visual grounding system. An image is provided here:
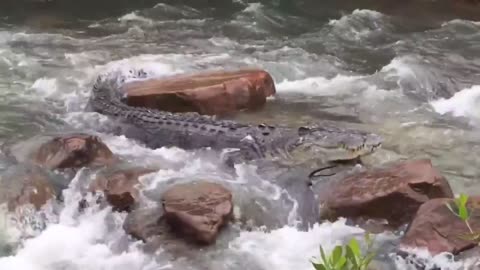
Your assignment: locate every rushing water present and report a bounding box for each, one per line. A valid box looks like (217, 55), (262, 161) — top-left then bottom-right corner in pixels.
(0, 0), (479, 269)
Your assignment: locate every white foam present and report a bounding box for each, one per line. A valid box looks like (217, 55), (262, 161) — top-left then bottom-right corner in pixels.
(328, 9), (383, 26)
(31, 78), (58, 98)
(381, 56), (418, 80)
(380, 55), (439, 96)
(276, 75), (366, 96)
(102, 134), (191, 164)
(243, 2), (263, 13)
(229, 219), (366, 270)
(395, 248), (470, 270)
(441, 19), (480, 28)
(327, 9), (384, 40)
(118, 12), (154, 26)
(430, 85), (480, 119)
(0, 171), (162, 270)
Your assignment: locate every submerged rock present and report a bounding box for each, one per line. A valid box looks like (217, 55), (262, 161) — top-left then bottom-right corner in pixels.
(321, 159), (454, 229)
(123, 207), (165, 242)
(32, 133), (115, 170)
(161, 181), (233, 245)
(123, 207), (201, 257)
(0, 165), (56, 211)
(89, 168), (156, 212)
(400, 197), (480, 255)
(123, 69), (276, 115)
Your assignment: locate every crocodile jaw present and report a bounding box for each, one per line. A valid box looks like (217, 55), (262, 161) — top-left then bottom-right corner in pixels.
(289, 128), (383, 163)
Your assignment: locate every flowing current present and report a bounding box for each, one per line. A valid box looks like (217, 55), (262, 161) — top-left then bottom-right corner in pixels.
(0, 1), (479, 269)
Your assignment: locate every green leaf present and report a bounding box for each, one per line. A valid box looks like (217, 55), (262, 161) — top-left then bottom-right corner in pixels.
(361, 252), (376, 270)
(458, 194), (470, 221)
(319, 246), (329, 266)
(459, 193), (469, 207)
(345, 245), (359, 268)
(348, 238), (361, 257)
(445, 201), (457, 216)
(311, 262), (326, 270)
(334, 256), (347, 269)
(331, 246), (343, 264)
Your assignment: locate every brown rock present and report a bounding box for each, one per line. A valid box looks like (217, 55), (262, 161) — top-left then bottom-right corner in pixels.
(400, 197), (480, 255)
(89, 168), (156, 211)
(123, 69), (276, 115)
(123, 207), (199, 256)
(321, 159), (454, 229)
(33, 133), (115, 170)
(0, 166), (56, 211)
(123, 207), (165, 242)
(161, 181), (233, 244)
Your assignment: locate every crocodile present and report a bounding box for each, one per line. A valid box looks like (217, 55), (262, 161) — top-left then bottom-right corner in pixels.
(87, 70), (383, 166)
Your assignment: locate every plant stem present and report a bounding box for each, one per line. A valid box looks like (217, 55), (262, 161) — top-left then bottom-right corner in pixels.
(465, 220), (474, 234)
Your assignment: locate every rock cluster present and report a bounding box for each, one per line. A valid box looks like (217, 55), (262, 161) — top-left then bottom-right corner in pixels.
(321, 159), (453, 228)
(319, 158), (480, 260)
(6, 68), (479, 263)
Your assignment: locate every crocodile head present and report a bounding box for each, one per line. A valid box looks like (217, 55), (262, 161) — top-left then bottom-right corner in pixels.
(287, 125), (383, 163)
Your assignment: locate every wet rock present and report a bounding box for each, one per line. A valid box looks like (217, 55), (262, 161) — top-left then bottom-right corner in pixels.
(123, 69), (276, 115)
(123, 207), (199, 256)
(321, 159), (454, 229)
(32, 133), (115, 170)
(123, 207), (165, 242)
(0, 165), (56, 211)
(400, 197), (480, 255)
(161, 181), (233, 244)
(89, 168), (156, 211)
(455, 246), (480, 269)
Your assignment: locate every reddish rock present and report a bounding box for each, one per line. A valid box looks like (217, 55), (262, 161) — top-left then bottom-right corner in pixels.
(33, 133), (115, 170)
(123, 207), (199, 256)
(0, 166), (56, 211)
(123, 69), (276, 115)
(401, 197), (480, 255)
(10, 174), (55, 211)
(321, 159), (454, 229)
(161, 181), (233, 244)
(89, 168), (156, 211)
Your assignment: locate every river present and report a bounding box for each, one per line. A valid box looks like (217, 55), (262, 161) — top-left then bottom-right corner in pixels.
(0, 0), (479, 269)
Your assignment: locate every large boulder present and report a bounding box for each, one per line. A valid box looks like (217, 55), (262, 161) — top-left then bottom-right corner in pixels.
(89, 168), (156, 211)
(321, 159), (454, 229)
(123, 69), (276, 115)
(161, 181), (233, 244)
(32, 133), (115, 170)
(400, 197), (480, 255)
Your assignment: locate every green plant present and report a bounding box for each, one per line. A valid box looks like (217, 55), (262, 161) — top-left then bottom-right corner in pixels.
(446, 193), (473, 233)
(446, 193), (480, 243)
(311, 233), (376, 270)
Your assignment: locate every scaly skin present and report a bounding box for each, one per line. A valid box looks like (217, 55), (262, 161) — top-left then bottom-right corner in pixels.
(87, 70), (383, 165)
